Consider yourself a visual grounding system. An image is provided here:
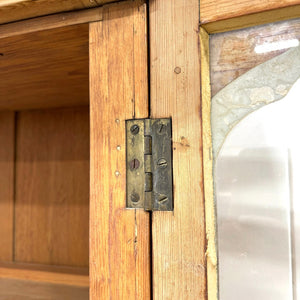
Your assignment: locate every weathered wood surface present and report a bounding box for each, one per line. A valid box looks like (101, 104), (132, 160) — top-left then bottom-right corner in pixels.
(210, 18), (300, 96)
(150, 0), (207, 298)
(201, 0), (300, 33)
(201, 27), (218, 300)
(89, 1), (150, 299)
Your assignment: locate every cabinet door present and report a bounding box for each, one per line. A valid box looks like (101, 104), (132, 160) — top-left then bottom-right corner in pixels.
(89, 1), (151, 299)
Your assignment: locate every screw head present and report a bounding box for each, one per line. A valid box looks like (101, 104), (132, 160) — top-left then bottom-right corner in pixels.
(130, 158), (140, 170)
(158, 194), (168, 203)
(131, 192), (140, 203)
(130, 124), (140, 135)
(157, 158), (168, 168)
(157, 123), (166, 135)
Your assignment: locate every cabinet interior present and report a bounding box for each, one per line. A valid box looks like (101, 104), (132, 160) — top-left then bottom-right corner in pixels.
(0, 23), (90, 299)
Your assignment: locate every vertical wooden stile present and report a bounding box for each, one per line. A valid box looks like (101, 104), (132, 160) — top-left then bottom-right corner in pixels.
(149, 0), (207, 298)
(89, 1), (150, 299)
(200, 27), (218, 300)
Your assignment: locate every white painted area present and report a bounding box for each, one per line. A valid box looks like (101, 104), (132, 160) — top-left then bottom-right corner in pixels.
(216, 78), (300, 300)
(255, 39), (299, 54)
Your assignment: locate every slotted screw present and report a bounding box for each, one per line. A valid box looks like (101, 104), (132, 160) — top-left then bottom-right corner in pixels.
(157, 158), (168, 168)
(130, 158), (140, 170)
(131, 192), (140, 203)
(130, 124), (139, 135)
(158, 195), (168, 203)
(157, 123), (166, 134)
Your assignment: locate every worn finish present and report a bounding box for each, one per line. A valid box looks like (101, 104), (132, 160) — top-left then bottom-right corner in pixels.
(126, 119), (146, 209)
(211, 45), (300, 159)
(126, 118), (173, 211)
(210, 18), (300, 97)
(201, 0), (300, 33)
(200, 27), (218, 300)
(150, 0), (207, 298)
(89, 1), (150, 299)
(0, 24), (89, 111)
(0, 112), (15, 262)
(148, 119), (173, 211)
(15, 107), (89, 267)
(0, 0), (112, 25)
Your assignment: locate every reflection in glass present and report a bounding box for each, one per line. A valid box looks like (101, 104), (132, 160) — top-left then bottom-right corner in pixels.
(216, 78), (300, 299)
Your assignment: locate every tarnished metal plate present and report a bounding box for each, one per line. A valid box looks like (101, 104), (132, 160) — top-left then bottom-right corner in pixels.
(126, 118), (173, 211)
(149, 119), (173, 211)
(126, 119), (145, 208)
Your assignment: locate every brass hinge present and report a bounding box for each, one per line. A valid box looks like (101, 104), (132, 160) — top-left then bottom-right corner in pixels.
(126, 118), (173, 211)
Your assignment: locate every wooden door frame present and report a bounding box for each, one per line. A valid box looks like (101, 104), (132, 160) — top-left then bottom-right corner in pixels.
(1, 0), (300, 299)
(149, 0), (300, 299)
(89, 1), (150, 298)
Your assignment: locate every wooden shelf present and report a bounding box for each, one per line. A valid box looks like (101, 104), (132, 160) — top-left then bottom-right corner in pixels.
(0, 262), (89, 287)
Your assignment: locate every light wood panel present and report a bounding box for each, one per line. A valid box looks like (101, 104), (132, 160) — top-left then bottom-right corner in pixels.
(0, 112), (15, 262)
(201, 0), (300, 33)
(15, 107), (89, 267)
(150, 0), (207, 298)
(0, 262), (89, 287)
(89, 1), (150, 299)
(0, 278), (88, 300)
(210, 18), (300, 96)
(0, 24), (89, 111)
(0, 0), (111, 25)
(0, 7), (103, 39)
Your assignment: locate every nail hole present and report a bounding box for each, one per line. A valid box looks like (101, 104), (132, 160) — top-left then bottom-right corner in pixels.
(174, 66), (181, 74)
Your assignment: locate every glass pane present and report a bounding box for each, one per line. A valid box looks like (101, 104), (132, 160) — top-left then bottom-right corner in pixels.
(210, 19), (300, 299)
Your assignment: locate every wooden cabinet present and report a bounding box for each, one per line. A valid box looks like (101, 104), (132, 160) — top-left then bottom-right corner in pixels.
(0, 0), (299, 299)
(0, 1), (150, 299)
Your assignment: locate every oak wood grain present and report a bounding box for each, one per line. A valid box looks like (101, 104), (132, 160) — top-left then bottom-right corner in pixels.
(0, 112), (15, 262)
(0, 24), (89, 111)
(0, 262), (89, 287)
(0, 0), (112, 25)
(15, 107), (89, 267)
(201, 0), (300, 33)
(150, 0), (207, 298)
(0, 278), (88, 300)
(89, 1), (150, 299)
(0, 7), (103, 39)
